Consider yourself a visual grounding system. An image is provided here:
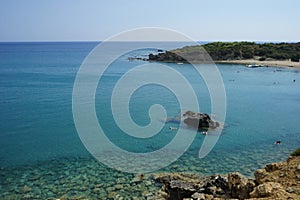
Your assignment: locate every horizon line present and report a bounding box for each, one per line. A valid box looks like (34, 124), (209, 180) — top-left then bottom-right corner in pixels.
(0, 40), (299, 43)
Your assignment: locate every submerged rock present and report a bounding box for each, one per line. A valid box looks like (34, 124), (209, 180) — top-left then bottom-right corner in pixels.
(20, 185), (32, 193)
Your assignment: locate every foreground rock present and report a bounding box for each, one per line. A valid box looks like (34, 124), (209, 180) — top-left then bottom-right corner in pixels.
(153, 156), (300, 199)
(153, 173), (228, 200)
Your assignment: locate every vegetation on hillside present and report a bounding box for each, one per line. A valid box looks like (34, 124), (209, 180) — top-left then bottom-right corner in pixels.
(148, 42), (300, 62)
(291, 147), (300, 156)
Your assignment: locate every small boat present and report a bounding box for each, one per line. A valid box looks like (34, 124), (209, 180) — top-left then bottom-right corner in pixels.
(246, 64), (264, 68)
(177, 62), (183, 65)
(169, 126), (178, 130)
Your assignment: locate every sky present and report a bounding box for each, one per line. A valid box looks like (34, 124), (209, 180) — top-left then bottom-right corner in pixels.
(0, 0), (299, 42)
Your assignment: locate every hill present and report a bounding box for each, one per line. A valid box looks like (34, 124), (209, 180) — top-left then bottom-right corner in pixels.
(148, 42), (300, 64)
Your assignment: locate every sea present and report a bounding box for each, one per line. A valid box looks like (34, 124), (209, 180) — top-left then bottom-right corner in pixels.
(0, 42), (300, 199)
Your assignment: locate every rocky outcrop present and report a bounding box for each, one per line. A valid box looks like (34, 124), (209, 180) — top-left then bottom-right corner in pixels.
(147, 42), (300, 63)
(250, 182), (285, 198)
(153, 155), (300, 199)
(166, 111), (220, 131)
(148, 51), (187, 63)
(153, 173), (229, 200)
(228, 172), (255, 199)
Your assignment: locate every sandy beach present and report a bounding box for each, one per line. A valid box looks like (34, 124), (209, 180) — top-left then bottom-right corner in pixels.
(215, 59), (300, 68)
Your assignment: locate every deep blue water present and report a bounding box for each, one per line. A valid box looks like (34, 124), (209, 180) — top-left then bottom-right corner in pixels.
(0, 42), (96, 165)
(0, 42), (300, 199)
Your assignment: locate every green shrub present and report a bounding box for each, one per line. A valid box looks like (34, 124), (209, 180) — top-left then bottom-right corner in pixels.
(291, 54), (299, 62)
(291, 147), (300, 156)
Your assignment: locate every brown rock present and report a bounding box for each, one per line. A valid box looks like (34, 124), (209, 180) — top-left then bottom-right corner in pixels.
(254, 169), (268, 184)
(156, 190), (168, 199)
(191, 193), (214, 200)
(286, 187), (296, 193)
(153, 156), (300, 200)
(191, 192), (205, 199)
(228, 172), (255, 199)
(154, 173), (230, 199)
(265, 163), (280, 172)
(250, 182), (283, 198)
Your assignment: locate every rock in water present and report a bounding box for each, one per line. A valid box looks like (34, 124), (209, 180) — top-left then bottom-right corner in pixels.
(20, 185), (32, 193)
(166, 111), (220, 131)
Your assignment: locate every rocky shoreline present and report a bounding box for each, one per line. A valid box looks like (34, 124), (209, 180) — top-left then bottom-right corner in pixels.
(1, 154), (299, 200)
(152, 155), (300, 199)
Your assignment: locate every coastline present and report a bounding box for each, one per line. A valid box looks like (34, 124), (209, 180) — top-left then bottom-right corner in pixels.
(147, 41), (300, 69)
(215, 59), (300, 68)
(153, 152), (300, 199)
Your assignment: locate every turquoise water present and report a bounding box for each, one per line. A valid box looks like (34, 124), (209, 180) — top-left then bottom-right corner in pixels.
(1, 42), (300, 199)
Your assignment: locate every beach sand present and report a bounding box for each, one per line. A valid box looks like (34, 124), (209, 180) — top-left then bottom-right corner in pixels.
(216, 59), (300, 68)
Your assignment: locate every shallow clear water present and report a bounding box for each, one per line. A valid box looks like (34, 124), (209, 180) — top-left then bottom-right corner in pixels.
(0, 42), (300, 199)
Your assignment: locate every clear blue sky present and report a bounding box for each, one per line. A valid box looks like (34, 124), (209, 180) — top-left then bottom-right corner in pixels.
(0, 0), (299, 42)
